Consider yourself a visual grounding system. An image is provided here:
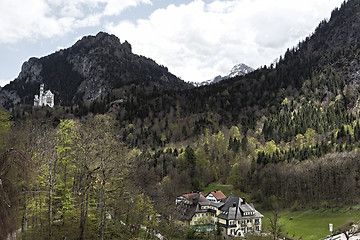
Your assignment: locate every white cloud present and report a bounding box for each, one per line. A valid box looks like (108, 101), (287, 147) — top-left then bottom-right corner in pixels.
(102, 0), (152, 16)
(0, 0), (152, 44)
(107, 0), (344, 82)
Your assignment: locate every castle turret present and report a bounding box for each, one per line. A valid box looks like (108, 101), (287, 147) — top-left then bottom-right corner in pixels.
(39, 84), (44, 105)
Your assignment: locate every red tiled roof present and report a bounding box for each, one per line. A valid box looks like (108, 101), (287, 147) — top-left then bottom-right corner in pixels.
(182, 193), (197, 199)
(182, 192), (205, 199)
(209, 190), (226, 200)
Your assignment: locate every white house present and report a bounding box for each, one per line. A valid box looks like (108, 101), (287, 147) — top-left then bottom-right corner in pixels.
(205, 190), (227, 203)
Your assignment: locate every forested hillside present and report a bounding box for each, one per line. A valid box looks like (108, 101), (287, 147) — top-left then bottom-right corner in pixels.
(2, 0), (360, 239)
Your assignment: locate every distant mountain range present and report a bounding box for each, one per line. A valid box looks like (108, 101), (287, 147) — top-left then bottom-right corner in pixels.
(191, 63), (254, 87)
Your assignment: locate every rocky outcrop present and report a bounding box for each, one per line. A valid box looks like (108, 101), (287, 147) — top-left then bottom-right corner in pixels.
(18, 57), (43, 84)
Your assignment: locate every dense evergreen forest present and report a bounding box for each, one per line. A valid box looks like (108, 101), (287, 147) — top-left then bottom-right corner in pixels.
(2, 0), (360, 239)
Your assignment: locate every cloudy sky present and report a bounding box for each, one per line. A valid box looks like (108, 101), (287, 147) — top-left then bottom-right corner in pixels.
(0, 0), (344, 86)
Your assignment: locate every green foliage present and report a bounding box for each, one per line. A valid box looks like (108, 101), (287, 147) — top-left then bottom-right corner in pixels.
(55, 119), (78, 225)
(0, 108), (12, 151)
(128, 194), (159, 234)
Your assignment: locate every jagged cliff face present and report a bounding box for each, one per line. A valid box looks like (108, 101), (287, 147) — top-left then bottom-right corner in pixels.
(18, 58), (43, 83)
(1, 32), (190, 108)
(66, 33), (135, 101)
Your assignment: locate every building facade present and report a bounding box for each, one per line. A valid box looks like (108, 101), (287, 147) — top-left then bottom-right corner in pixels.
(34, 84), (54, 108)
(217, 196), (263, 237)
(175, 192), (263, 238)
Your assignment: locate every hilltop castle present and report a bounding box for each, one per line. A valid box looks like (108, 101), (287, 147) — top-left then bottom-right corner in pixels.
(34, 84), (54, 108)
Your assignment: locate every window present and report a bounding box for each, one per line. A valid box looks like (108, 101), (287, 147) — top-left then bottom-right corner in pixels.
(247, 219), (251, 223)
(229, 220), (234, 225)
(231, 229), (235, 235)
(247, 227), (252, 232)
(256, 226), (260, 231)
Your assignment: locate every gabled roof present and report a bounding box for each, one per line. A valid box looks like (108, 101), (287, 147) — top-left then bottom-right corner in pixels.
(44, 90), (53, 96)
(210, 201), (225, 208)
(239, 203), (254, 213)
(182, 192), (205, 199)
(175, 192), (210, 221)
(182, 192), (198, 199)
(207, 190), (227, 200)
(218, 196), (263, 220)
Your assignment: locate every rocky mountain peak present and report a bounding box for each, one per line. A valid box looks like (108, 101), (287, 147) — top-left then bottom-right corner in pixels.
(0, 32), (189, 108)
(71, 32), (131, 55)
(191, 63), (254, 87)
(228, 63), (254, 78)
(122, 40), (132, 53)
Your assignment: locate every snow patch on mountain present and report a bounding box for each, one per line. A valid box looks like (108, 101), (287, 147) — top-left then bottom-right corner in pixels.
(191, 63), (254, 87)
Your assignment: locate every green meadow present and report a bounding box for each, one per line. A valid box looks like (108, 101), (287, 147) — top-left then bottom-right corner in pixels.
(262, 206), (360, 240)
(202, 182), (233, 196)
(202, 182), (360, 239)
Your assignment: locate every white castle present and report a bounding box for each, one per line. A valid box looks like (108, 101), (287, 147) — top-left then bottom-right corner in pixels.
(34, 84), (54, 108)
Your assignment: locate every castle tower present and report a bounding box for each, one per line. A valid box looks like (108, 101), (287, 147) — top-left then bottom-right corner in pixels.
(39, 84), (44, 106)
(34, 84), (54, 108)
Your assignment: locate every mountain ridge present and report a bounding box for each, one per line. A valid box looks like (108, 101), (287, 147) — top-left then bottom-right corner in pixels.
(0, 32), (191, 108)
(98, 0), (360, 146)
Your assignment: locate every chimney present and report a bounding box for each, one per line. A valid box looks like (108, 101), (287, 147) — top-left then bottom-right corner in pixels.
(242, 198), (246, 204)
(233, 202), (236, 207)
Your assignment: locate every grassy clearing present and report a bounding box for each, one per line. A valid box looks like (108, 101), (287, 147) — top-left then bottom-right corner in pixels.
(201, 182), (233, 196)
(202, 183), (360, 239)
(201, 182), (253, 200)
(262, 205), (360, 240)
